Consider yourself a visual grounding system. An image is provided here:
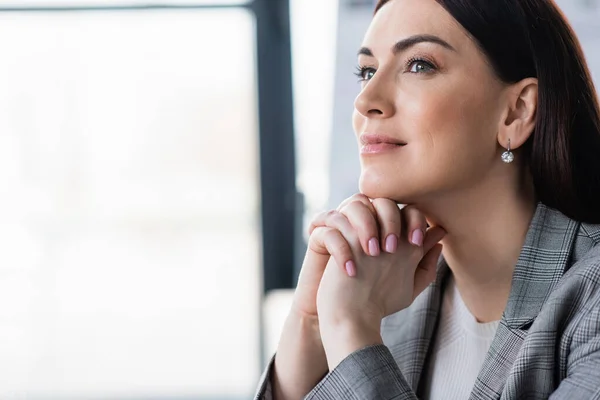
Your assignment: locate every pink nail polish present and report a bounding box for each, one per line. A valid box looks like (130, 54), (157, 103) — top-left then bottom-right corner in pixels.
(385, 234), (398, 253)
(345, 260), (356, 277)
(368, 238), (380, 256)
(411, 230), (424, 247)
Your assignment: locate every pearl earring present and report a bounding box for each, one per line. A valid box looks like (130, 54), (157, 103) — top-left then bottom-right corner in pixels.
(502, 139), (515, 163)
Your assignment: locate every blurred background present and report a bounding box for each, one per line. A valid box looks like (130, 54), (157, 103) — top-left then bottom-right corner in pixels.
(0, 0), (597, 399)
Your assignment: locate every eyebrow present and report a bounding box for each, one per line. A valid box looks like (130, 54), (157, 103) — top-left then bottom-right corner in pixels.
(357, 34), (456, 57)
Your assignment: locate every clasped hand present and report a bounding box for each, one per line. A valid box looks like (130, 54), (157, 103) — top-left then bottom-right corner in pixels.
(304, 194), (446, 369)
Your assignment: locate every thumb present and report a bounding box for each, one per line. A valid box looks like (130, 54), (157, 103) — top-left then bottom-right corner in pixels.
(412, 243), (443, 299)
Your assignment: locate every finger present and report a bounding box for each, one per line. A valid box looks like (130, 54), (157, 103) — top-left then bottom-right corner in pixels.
(308, 210), (359, 246)
(339, 200), (381, 256)
(413, 243), (443, 298)
(402, 205), (428, 248)
(423, 226), (447, 253)
(371, 198), (402, 254)
(308, 210), (336, 236)
(308, 193), (376, 235)
(309, 226), (357, 277)
(336, 193), (376, 215)
(308, 210), (327, 236)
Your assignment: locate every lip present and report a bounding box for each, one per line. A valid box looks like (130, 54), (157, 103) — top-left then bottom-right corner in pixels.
(360, 133), (406, 155)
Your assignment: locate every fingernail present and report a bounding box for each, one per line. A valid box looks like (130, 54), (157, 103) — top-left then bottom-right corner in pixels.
(368, 237), (380, 256)
(411, 229), (424, 247)
(345, 260), (356, 277)
(385, 234), (398, 253)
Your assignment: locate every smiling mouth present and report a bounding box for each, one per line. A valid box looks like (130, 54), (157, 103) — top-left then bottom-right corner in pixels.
(360, 142), (406, 154)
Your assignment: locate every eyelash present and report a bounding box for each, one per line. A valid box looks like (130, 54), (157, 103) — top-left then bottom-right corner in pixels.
(354, 65), (375, 82)
(354, 57), (437, 82)
(406, 57), (437, 72)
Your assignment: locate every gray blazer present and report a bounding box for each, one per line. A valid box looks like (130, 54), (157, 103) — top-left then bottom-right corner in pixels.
(255, 203), (600, 399)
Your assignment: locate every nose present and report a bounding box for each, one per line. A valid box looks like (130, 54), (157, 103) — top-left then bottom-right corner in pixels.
(354, 75), (396, 119)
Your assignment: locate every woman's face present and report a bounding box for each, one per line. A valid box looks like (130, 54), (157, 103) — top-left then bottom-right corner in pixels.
(354, 0), (509, 204)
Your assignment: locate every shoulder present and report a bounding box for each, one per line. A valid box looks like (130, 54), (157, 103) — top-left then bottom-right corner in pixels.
(550, 247), (600, 311)
(548, 233), (600, 335)
(563, 222), (600, 289)
(550, 216), (600, 296)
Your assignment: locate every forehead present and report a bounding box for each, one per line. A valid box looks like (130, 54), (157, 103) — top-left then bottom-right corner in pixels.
(362, 0), (472, 55)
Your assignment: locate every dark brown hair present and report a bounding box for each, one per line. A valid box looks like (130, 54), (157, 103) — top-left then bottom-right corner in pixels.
(375, 0), (600, 223)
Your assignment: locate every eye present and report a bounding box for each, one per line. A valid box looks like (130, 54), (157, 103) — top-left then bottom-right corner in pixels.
(407, 58), (436, 74)
(354, 66), (376, 82)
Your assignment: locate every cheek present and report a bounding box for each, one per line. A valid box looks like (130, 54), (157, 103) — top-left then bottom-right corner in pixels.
(400, 80), (498, 161)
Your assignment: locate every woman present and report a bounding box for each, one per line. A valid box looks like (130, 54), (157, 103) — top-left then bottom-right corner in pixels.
(256, 0), (600, 398)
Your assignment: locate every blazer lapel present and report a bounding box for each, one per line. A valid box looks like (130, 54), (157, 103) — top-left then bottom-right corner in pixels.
(382, 259), (449, 392)
(469, 203), (580, 400)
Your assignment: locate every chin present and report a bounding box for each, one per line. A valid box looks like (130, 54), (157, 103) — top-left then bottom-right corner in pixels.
(359, 168), (431, 205)
(359, 173), (405, 202)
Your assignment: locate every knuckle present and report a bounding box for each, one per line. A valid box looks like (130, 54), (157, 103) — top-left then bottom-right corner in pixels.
(336, 225), (361, 249)
(402, 207), (424, 224)
(325, 210), (346, 226)
(350, 193), (368, 201)
(307, 228), (325, 249)
(403, 204), (422, 217)
(309, 226), (325, 238)
(370, 197), (387, 207)
(342, 204), (372, 225)
(324, 225), (341, 237)
(354, 193), (371, 204)
(310, 210), (328, 225)
(308, 211), (328, 233)
(347, 193), (371, 207)
(346, 198), (370, 214)
(373, 199), (399, 216)
(313, 210), (331, 222)
(336, 201), (346, 211)
(337, 193), (364, 210)
(337, 203), (352, 216)
(313, 210), (334, 226)
(344, 198), (360, 208)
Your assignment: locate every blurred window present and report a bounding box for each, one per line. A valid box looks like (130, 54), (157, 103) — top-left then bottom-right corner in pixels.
(0, 7), (260, 400)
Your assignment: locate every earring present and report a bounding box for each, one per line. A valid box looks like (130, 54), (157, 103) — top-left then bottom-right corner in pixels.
(502, 139), (515, 163)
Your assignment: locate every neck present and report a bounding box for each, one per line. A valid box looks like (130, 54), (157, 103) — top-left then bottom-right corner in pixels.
(416, 171), (536, 322)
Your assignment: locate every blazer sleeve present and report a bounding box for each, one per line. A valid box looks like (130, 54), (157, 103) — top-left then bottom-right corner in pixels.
(253, 355), (275, 400)
(550, 293), (600, 400)
(304, 344), (418, 400)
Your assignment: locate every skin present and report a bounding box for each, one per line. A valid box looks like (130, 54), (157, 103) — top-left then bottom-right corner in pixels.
(272, 0), (539, 397)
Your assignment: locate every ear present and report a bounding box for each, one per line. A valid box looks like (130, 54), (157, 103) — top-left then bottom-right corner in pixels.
(497, 77), (538, 151)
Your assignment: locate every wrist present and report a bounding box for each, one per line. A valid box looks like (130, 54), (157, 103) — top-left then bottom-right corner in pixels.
(286, 308), (322, 339)
(319, 308), (383, 339)
(273, 311), (327, 400)
(320, 318), (383, 370)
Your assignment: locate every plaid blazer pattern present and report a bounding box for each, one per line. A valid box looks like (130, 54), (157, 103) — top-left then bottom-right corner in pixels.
(255, 203), (600, 399)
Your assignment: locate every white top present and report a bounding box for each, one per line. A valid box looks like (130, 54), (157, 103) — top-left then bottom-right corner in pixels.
(422, 276), (500, 400)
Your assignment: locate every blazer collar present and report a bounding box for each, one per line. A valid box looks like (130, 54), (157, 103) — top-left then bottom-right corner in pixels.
(469, 203), (580, 399)
(502, 203), (580, 329)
